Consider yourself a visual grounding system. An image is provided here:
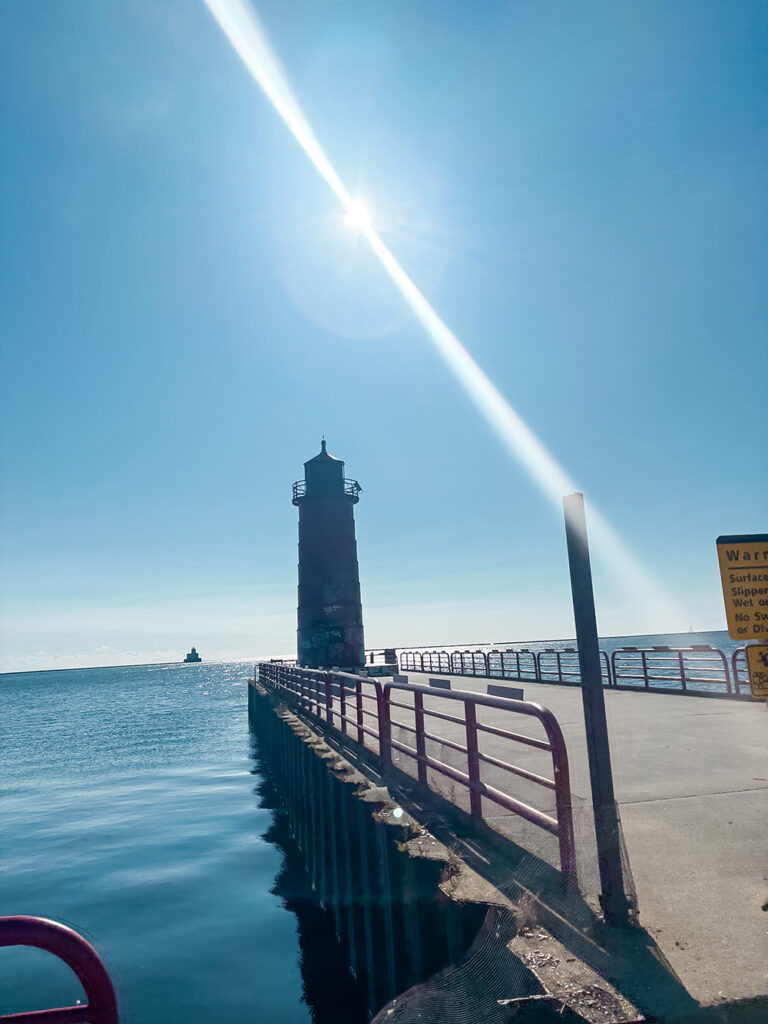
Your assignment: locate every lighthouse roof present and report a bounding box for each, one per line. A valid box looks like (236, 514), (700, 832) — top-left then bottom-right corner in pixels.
(305, 439), (342, 464)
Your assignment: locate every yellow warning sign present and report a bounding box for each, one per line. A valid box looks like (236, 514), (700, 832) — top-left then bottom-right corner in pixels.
(746, 644), (768, 699)
(716, 535), (768, 641)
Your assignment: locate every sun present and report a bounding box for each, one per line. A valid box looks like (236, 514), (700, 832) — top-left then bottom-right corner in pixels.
(343, 197), (373, 233)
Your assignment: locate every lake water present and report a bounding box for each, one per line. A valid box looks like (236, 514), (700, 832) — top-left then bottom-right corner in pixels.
(0, 632), (742, 1020)
(0, 660), (360, 1023)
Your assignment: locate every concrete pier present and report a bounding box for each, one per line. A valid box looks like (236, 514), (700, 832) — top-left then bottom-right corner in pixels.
(400, 671), (768, 1007)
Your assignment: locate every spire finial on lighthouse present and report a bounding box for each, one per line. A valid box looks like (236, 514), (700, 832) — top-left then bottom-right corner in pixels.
(321, 438), (326, 454)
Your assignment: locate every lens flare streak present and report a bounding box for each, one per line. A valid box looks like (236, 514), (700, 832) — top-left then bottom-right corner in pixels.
(204, 0), (678, 623)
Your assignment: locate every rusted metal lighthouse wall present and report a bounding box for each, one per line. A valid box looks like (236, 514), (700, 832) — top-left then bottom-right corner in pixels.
(295, 450), (364, 670)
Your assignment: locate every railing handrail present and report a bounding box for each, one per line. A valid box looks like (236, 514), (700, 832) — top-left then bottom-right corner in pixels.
(0, 916), (119, 1024)
(384, 677), (553, 718)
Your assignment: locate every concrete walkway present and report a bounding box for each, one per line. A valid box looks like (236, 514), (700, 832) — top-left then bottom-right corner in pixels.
(395, 673), (767, 1006)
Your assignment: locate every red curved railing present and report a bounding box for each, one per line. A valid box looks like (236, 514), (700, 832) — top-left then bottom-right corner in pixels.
(0, 916), (118, 1023)
(731, 647), (751, 695)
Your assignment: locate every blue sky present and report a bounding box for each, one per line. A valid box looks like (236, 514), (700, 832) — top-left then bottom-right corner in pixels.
(1, 0), (766, 672)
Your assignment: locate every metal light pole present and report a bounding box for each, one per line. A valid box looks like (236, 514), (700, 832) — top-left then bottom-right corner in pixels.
(563, 492), (630, 927)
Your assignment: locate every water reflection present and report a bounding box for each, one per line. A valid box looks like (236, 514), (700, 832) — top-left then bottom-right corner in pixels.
(250, 733), (369, 1023)
(1, 663), (318, 1023)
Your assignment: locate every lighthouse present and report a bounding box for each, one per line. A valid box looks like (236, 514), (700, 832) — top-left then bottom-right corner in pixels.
(292, 441), (365, 670)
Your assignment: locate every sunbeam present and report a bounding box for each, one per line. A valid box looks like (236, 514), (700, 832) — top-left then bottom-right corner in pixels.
(204, 0), (679, 625)
(343, 198), (374, 232)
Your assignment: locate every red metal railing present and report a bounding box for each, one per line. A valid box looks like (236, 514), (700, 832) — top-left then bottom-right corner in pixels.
(537, 648), (613, 687)
(400, 642), (744, 698)
(257, 662), (577, 888)
(610, 645), (732, 695)
(419, 650), (452, 674)
(401, 647), (612, 684)
(452, 650), (488, 676)
(487, 649), (539, 681)
(364, 648), (398, 666)
(0, 916), (119, 1023)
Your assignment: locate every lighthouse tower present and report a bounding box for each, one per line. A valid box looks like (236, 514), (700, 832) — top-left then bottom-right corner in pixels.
(292, 441), (365, 670)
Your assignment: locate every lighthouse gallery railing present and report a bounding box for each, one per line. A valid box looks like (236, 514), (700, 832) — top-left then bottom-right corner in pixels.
(291, 478), (362, 503)
(256, 662), (577, 888)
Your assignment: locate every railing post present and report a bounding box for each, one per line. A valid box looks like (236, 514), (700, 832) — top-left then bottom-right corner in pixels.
(720, 650), (733, 695)
(602, 651), (613, 687)
(338, 674), (347, 735)
(539, 712), (578, 892)
(324, 672), (333, 726)
(413, 690), (428, 785)
(377, 683), (392, 769)
(678, 651), (686, 693)
(356, 679), (364, 744)
(464, 700), (482, 818)
(732, 649), (744, 693)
